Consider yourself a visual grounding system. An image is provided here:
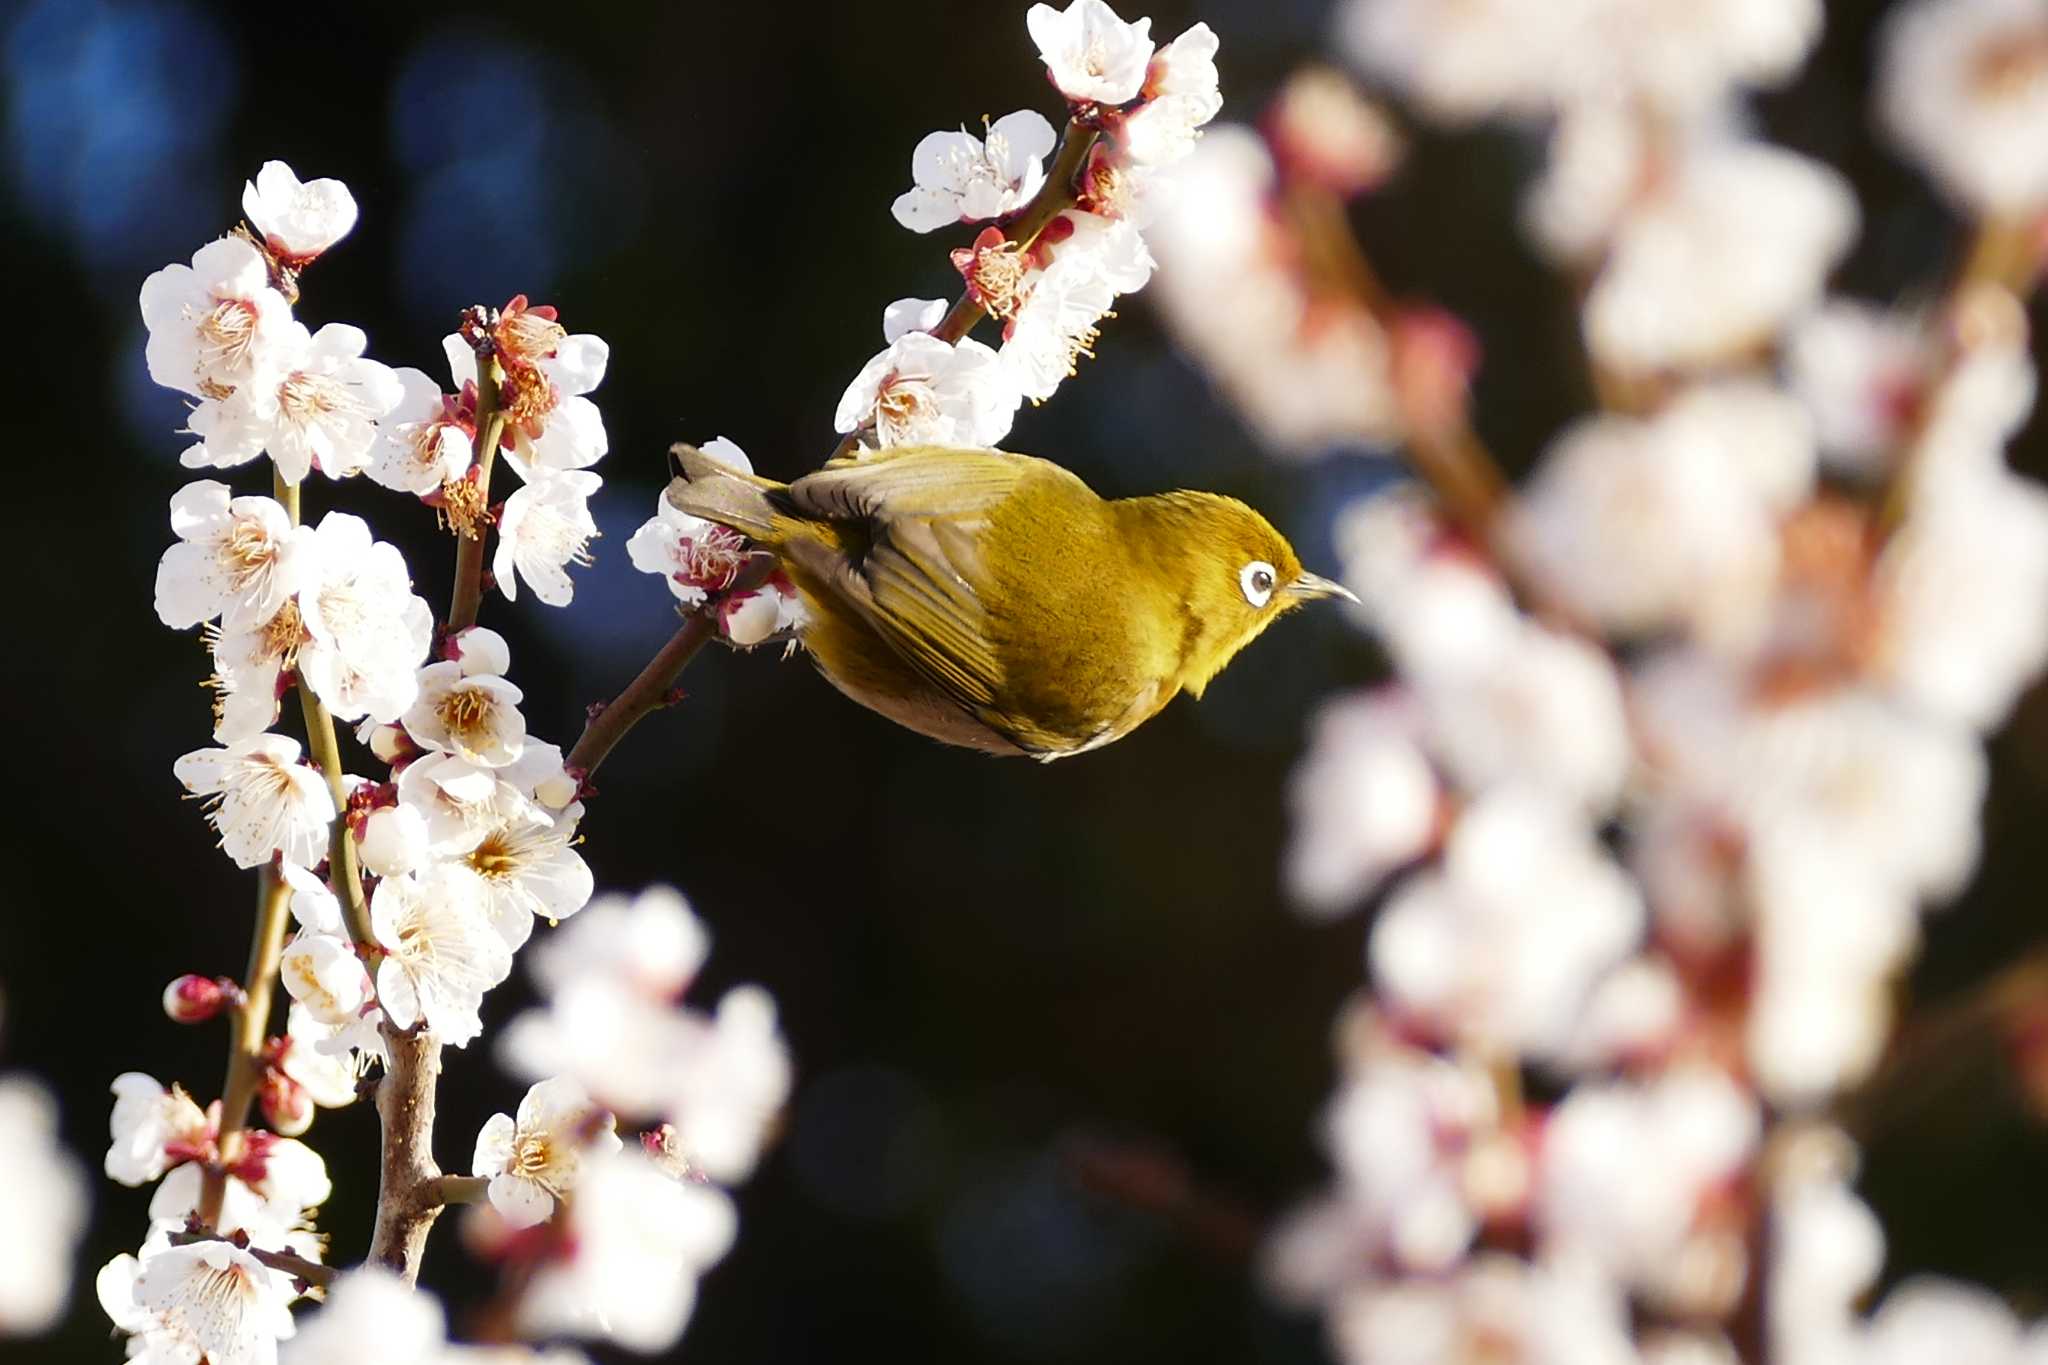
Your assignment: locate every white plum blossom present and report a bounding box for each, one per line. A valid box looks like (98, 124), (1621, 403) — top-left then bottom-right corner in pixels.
(1028, 0), (1155, 104)
(241, 160), (358, 264)
(1121, 23), (1223, 165)
(1000, 249), (1120, 401)
(1584, 142), (1858, 374)
(445, 325), (610, 472)
(147, 1130), (332, 1232)
(1328, 1253), (1641, 1365)
(1284, 691), (1440, 917)
(405, 658), (528, 770)
(277, 1005), (365, 1111)
(155, 481), (310, 631)
(471, 1077), (621, 1228)
(356, 800), (430, 879)
(173, 734), (336, 870)
(370, 864), (515, 1046)
(455, 801), (594, 949)
(365, 367), (472, 495)
(296, 511), (435, 724)
(186, 322), (406, 484)
(1049, 208), (1156, 292)
(516, 1147), (737, 1352)
(494, 463), (599, 607)
(280, 861), (343, 935)
(835, 325), (1022, 448)
(140, 235), (292, 397)
(206, 603), (306, 743)
(100, 1240), (299, 1365)
(1881, 0), (2048, 213)
(0, 1078), (89, 1333)
(279, 934), (372, 1026)
(892, 111), (1056, 232)
(1370, 786), (1644, 1060)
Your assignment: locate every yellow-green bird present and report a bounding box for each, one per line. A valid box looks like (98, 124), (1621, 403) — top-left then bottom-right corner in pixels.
(666, 442), (1356, 761)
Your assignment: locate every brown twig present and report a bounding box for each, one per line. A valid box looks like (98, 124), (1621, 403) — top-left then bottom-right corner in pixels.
(448, 350), (509, 634)
(366, 1027), (448, 1283)
(196, 864), (293, 1228)
(168, 1227), (339, 1290)
(565, 555), (779, 780)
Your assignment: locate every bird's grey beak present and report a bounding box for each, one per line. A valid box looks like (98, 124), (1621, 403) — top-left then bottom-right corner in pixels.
(1287, 572), (1360, 604)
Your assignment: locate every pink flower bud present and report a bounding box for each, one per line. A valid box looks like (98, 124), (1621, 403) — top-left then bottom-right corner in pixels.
(369, 722), (417, 765)
(258, 1074), (314, 1138)
(162, 974), (239, 1024)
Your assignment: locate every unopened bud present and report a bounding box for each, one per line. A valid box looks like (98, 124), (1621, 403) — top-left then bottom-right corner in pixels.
(448, 625), (512, 677)
(533, 768), (580, 810)
(357, 803), (428, 879)
(162, 975), (240, 1024)
(259, 1071), (314, 1137)
(368, 722), (416, 765)
(720, 590), (780, 647)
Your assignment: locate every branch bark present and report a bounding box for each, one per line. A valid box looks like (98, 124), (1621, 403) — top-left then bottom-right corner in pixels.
(196, 865), (293, 1229)
(366, 1027), (448, 1283)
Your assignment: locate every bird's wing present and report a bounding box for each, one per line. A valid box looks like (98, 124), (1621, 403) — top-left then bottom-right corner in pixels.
(782, 448), (1056, 716)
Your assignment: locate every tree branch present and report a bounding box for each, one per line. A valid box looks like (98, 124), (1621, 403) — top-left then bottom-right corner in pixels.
(196, 864), (293, 1229)
(565, 554), (778, 781)
(366, 1026), (447, 1283)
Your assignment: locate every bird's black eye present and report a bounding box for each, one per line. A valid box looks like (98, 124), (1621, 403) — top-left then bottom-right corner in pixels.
(1239, 560), (1277, 607)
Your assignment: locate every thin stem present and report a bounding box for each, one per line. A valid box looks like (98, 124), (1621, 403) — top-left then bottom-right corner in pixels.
(196, 866), (293, 1228)
(422, 1173), (489, 1206)
(565, 555), (778, 780)
(828, 119), (1103, 461)
(448, 352), (509, 633)
(167, 1229), (338, 1290)
(273, 467), (376, 949)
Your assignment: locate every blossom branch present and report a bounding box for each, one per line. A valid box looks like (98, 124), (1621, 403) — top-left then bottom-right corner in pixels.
(271, 469), (378, 949)
(196, 863), (293, 1229)
(565, 553), (779, 781)
(168, 1228), (339, 1291)
(829, 118), (1104, 461)
(448, 349), (509, 633)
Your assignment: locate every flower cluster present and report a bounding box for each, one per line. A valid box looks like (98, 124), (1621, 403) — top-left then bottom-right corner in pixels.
(1147, 1), (2048, 1360)
(626, 437), (806, 646)
(835, 0), (1222, 452)
(474, 887), (790, 1351)
(114, 159), (793, 1364)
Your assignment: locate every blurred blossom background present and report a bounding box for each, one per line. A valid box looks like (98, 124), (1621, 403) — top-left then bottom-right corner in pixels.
(6, 0), (2048, 1361)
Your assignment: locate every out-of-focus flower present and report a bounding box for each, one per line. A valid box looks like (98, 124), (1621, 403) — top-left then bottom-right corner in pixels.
(186, 322), (406, 483)
(1784, 302), (1938, 476)
(155, 482), (310, 632)
(173, 734), (337, 870)
(1880, 0), (2048, 213)
(1871, 463), (2048, 729)
(365, 368), (473, 496)
(1522, 101), (1647, 263)
(515, 1148), (737, 1352)
(297, 512), (435, 725)
(1512, 381), (1817, 649)
(526, 885), (707, 999)
(279, 1267), (443, 1365)
(494, 464), (600, 607)
(1339, 0), (1820, 121)
(0, 1078), (88, 1333)
(1328, 1253), (1640, 1365)
(836, 324), (1021, 448)
(1770, 1170), (1885, 1364)
(99, 1240), (298, 1365)
(1584, 142), (1857, 374)
(1862, 1278), (2048, 1365)
(1121, 23), (1223, 165)
(370, 864), (515, 1046)
(1028, 0), (1155, 105)
(892, 111), (1056, 232)
(1147, 127), (1400, 454)
(241, 161), (358, 266)
(1284, 691), (1440, 917)
(1537, 1066), (1758, 1314)
(472, 1077), (621, 1228)
(1370, 786), (1643, 1060)
(1265, 67), (1404, 197)
(140, 237), (293, 398)
(665, 986), (791, 1183)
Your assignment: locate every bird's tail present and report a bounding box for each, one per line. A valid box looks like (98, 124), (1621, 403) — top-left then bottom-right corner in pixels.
(665, 442), (786, 542)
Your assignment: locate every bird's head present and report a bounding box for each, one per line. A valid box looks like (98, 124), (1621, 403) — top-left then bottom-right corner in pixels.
(1131, 492), (1358, 699)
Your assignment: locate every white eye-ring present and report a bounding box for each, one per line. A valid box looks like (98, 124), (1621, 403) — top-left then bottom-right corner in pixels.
(1239, 560), (1277, 608)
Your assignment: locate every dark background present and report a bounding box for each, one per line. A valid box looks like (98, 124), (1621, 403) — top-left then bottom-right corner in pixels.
(5, 0), (2048, 1360)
